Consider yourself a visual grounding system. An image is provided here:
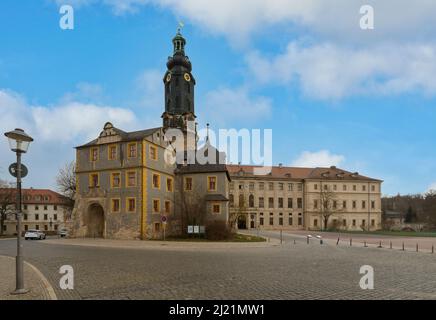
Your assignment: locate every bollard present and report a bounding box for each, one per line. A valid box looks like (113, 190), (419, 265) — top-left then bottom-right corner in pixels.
(336, 238), (340, 246)
(378, 241), (382, 249)
(390, 242), (392, 250)
(280, 230), (283, 245)
(402, 242), (405, 251)
(294, 240), (296, 245)
(416, 244), (419, 252)
(350, 238), (352, 247)
(432, 245), (434, 254)
(364, 241), (367, 248)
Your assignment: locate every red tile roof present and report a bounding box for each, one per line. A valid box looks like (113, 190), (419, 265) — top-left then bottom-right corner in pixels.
(0, 188), (71, 205)
(226, 165), (382, 182)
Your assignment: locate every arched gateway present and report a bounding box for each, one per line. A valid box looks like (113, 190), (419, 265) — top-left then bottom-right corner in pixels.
(85, 203), (105, 238)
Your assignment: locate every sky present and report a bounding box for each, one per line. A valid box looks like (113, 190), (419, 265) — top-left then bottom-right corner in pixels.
(0, 0), (436, 196)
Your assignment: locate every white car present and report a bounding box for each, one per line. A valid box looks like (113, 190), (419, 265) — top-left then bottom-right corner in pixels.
(25, 229), (46, 240)
(59, 229), (68, 238)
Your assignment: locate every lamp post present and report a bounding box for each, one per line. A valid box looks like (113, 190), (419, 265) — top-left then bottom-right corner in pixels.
(5, 128), (33, 295)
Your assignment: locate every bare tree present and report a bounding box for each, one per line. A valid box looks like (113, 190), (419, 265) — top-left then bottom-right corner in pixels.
(56, 161), (76, 202)
(318, 185), (341, 231)
(0, 179), (15, 236)
(228, 194), (246, 231)
(175, 177), (207, 236)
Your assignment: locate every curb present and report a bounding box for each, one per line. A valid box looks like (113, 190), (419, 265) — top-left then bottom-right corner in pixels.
(2, 256), (58, 300)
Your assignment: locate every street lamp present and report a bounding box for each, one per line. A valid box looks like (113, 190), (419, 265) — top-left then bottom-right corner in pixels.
(4, 128), (33, 295)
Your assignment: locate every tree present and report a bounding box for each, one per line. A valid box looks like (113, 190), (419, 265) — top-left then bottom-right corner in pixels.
(175, 177), (207, 236)
(56, 161), (76, 202)
(405, 206), (417, 223)
(0, 179), (15, 236)
(318, 185), (341, 231)
(228, 194), (246, 231)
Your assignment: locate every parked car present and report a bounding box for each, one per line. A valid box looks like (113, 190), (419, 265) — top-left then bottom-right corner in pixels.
(59, 229), (68, 238)
(24, 229), (46, 240)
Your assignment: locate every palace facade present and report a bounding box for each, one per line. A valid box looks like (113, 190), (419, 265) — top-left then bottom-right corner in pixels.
(70, 30), (383, 240)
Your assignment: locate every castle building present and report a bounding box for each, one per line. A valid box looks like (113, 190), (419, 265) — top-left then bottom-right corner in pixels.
(71, 30), (230, 240)
(71, 30), (383, 240)
(227, 166), (383, 231)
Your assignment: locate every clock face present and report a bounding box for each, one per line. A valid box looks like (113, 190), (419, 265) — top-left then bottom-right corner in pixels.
(166, 73), (172, 82)
(184, 73), (191, 82)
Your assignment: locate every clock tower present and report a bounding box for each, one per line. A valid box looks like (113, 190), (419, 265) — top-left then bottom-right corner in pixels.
(162, 29), (196, 132)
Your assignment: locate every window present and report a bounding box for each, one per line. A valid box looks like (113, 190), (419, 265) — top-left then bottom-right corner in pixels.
(185, 177), (193, 191)
(297, 198), (303, 209)
(36, 225), (39, 230)
(150, 145), (158, 161)
(314, 200), (318, 209)
(362, 219), (366, 227)
(90, 147), (98, 162)
(362, 185), (366, 192)
(166, 178), (174, 192)
(324, 184), (328, 191)
(54, 225), (58, 231)
(269, 214), (274, 226)
(208, 177), (217, 192)
(154, 223), (161, 233)
(249, 183), (255, 191)
(249, 195), (255, 208)
(152, 174), (161, 189)
(111, 172), (121, 188)
(111, 199), (120, 213)
(89, 173), (99, 188)
(268, 197), (274, 208)
(352, 201), (357, 209)
(289, 214), (293, 226)
(153, 199), (160, 213)
(353, 185), (357, 191)
(371, 219), (375, 227)
(35, 214), (39, 221)
(268, 183), (274, 191)
(343, 200), (347, 209)
(314, 184), (318, 191)
(298, 214), (303, 226)
(333, 201), (337, 209)
(278, 198), (284, 208)
(260, 217), (264, 226)
(343, 185), (347, 191)
(298, 184), (303, 192)
(35, 205), (39, 211)
(165, 201), (171, 214)
(127, 198), (136, 213)
(53, 205), (57, 211)
(212, 204), (221, 214)
(239, 195), (245, 207)
(239, 184), (244, 190)
(44, 205), (48, 211)
(288, 183), (293, 192)
(128, 143), (137, 158)
(343, 219), (347, 227)
(314, 219), (318, 227)
(24, 225), (28, 231)
(259, 197), (264, 208)
(24, 214), (28, 221)
(54, 214), (57, 221)
(362, 201), (366, 209)
(108, 145), (117, 160)
(44, 214), (48, 221)
(127, 171), (137, 187)
(288, 198), (293, 209)
(371, 201), (376, 209)
(259, 183), (265, 191)
(279, 216), (284, 226)
(352, 219), (356, 227)
(24, 205), (28, 210)
(371, 185), (376, 192)
(279, 183), (284, 191)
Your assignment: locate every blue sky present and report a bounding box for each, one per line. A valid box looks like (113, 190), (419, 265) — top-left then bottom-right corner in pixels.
(1, 0), (436, 196)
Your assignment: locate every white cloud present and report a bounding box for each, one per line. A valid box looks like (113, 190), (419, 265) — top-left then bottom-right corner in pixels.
(291, 150), (345, 168)
(135, 69), (164, 111)
(53, 0), (436, 43)
(246, 42), (436, 100)
(199, 87), (272, 128)
(0, 89), (137, 143)
(428, 183), (436, 193)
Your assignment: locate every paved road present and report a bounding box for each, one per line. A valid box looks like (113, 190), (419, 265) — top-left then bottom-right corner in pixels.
(0, 235), (435, 300)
